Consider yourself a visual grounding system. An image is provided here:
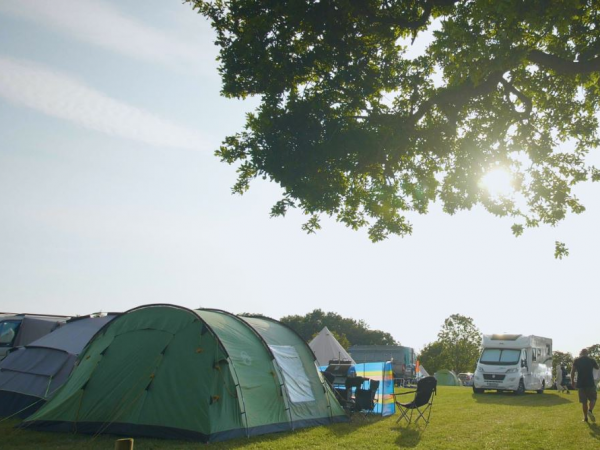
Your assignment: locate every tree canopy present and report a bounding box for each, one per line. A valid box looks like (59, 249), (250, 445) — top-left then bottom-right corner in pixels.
(418, 313), (481, 373)
(586, 343), (600, 360)
(280, 308), (398, 346)
(552, 350), (574, 376)
(437, 314), (481, 373)
(417, 340), (447, 374)
(192, 0), (600, 257)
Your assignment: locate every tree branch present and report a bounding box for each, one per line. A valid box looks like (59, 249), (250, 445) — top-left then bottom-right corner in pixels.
(394, 2), (433, 30)
(373, 0), (460, 31)
(408, 71), (506, 125)
(500, 77), (532, 117)
(527, 50), (600, 75)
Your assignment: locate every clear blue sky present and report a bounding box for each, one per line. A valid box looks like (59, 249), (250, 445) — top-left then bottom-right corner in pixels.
(1, 0), (598, 358)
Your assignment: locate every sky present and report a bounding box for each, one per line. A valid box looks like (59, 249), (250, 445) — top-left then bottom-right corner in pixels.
(0, 0), (598, 358)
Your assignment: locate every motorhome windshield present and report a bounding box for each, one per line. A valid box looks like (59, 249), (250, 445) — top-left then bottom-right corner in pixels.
(480, 348), (521, 365)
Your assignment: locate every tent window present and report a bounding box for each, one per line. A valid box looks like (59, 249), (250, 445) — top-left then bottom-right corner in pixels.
(269, 345), (315, 403)
(0, 321), (21, 347)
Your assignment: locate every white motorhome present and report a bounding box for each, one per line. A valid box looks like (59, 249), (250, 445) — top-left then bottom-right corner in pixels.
(473, 334), (552, 394)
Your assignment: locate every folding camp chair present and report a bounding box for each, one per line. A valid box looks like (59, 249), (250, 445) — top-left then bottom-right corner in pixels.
(337, 376), (365, 414)
(352, 379), (380, 418)
(394, 376), (437, 425)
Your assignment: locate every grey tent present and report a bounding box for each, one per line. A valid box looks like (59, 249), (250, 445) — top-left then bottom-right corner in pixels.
(0, 314), (117, 418)
(0, 314), (68, 360)
(309, 327), (355, 366)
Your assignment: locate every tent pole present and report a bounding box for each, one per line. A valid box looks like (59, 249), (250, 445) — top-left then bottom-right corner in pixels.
(227, 356), (250, 437)
(271, 359), (295, 430)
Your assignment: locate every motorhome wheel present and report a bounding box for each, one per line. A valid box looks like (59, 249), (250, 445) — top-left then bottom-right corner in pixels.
(516, 379), (525, 395)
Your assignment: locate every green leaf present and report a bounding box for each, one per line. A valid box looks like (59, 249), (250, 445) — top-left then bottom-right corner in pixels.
(554, 241), (569, 260)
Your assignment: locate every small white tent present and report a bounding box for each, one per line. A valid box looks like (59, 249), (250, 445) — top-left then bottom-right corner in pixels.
(309, 327), (355, 366)
(417, 365), (430, 378)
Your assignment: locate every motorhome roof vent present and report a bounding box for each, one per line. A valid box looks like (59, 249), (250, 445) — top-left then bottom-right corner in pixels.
(490, 334), (522, 340)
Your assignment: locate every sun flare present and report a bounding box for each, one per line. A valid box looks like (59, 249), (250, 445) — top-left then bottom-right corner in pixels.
(480, 168), (514, 197)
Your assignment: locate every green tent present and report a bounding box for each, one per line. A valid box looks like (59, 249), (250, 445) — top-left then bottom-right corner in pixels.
(23, 305), (347, 442)
(434, 369), (461, 386)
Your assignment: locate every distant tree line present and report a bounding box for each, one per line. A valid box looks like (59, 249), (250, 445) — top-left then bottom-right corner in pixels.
(238, 309), (397, 349)
(552, 344), (600, 376)
(279, 309), (398, 349)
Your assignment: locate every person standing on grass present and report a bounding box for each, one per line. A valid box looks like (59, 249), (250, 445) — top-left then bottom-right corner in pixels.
(561, 365), (571, 393)
(571, 348), (599, 423)
(556, 365), (570, 393)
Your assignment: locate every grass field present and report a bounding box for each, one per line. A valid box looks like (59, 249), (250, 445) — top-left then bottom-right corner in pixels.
(2, 387), (599, 449)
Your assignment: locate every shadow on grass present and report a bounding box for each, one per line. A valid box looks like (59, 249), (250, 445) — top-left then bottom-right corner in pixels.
(471, 391), (571, 406)
(324, 414), (386, 437)
(6, 414), (391, 450)
(587, 422), (600, 441)
(10, 421), (356, 450)
(210, 415), (385, 448)
(1, 419), (118, 450)
(392, 424), (423, 448)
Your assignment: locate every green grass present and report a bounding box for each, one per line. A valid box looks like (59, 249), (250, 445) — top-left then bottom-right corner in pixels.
(2, 387), (599, 449)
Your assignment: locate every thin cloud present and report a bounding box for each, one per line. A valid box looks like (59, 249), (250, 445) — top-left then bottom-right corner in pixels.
(0, 57), (208, 150)
(0, 0), (212, 74)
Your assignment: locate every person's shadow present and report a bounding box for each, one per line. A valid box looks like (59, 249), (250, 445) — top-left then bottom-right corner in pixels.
(587, 422), (600, 441)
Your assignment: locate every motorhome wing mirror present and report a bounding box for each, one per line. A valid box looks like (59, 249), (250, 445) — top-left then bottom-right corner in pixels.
(521, 359), (527, 368)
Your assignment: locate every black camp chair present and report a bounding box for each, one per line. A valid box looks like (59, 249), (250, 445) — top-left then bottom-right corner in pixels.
(353, 379), (380, 417)
(335, 376), (362, 414)
(394, 376), (437, 425)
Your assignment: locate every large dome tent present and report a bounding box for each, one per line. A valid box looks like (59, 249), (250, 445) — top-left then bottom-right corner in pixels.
(22, 304), (347, 442)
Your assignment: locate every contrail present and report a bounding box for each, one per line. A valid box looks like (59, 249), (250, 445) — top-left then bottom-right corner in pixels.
(0, 57), (208, 150)
(0, 0), (210, 75)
